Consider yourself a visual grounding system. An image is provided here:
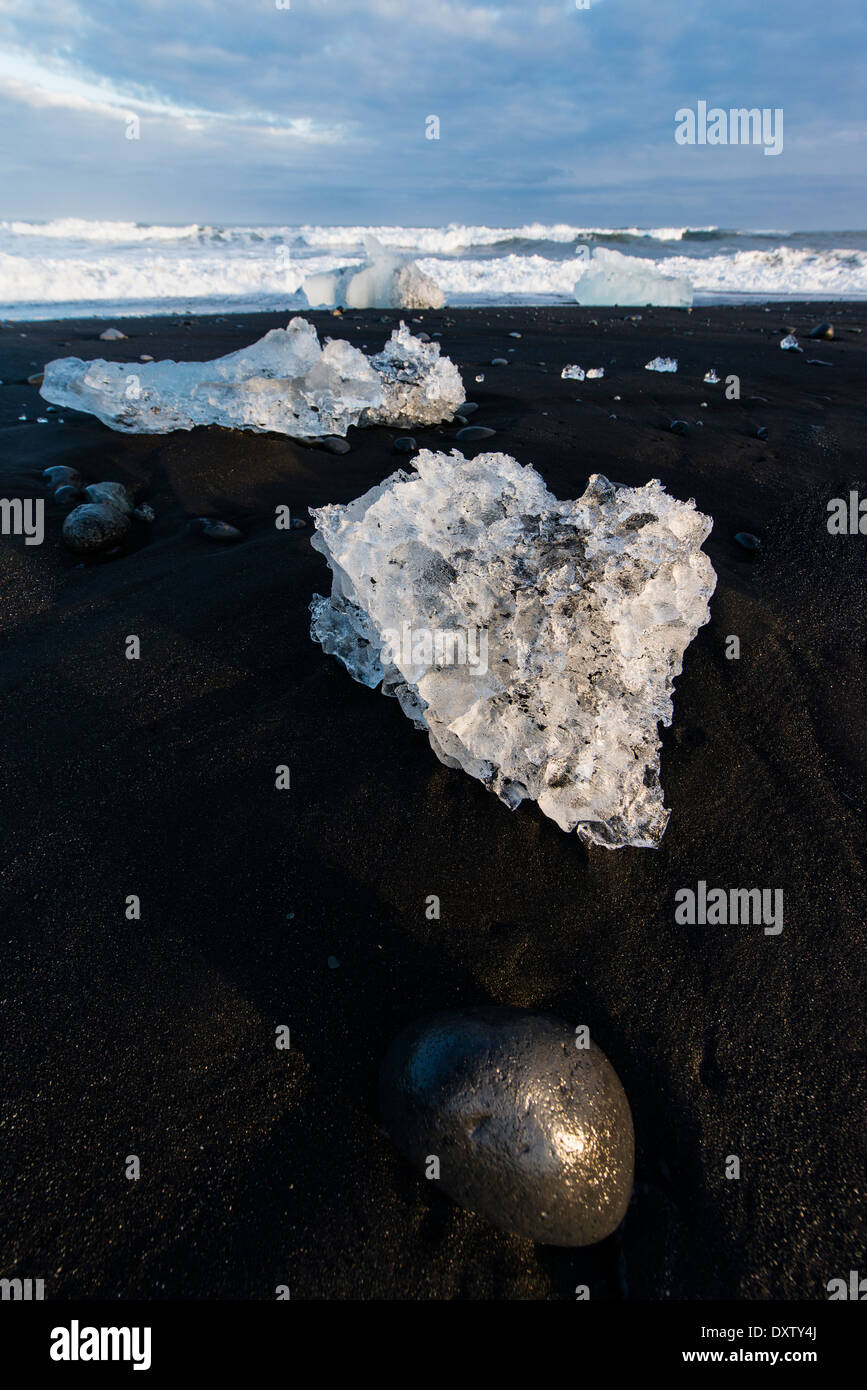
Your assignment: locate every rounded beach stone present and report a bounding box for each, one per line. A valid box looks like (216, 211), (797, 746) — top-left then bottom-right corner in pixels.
(54, 485), (83, 507)
(43, 465), (83, 490)
(379, 1005), (634, 1246)
(456, 425), (496, 442)
(393, 436), (417, 453)
(85, 481), (135, 515)
(734, 531), (761, 551)
(194, 518), (242, 543)
(63, 503), (131, 553)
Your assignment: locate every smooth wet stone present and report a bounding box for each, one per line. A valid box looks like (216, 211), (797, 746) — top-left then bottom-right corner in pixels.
(43, 465), (82, 489)
(393, 436), (417, 453)
(491, 358), (509, 366)
(27, 372), (44, 386)
(807, 322), (834, 340)
(735, 531), (761, 551)
(379, 1006), (634, 1246)
(192, 518), (242, 543)
(323, 436), (351, 454)
(457, 402), (478, 415)
(62, 502), (131, 553)
(455, 425), (496, 442)
(54, 485), (83, 506)
(668, 419), (690, 435)
(755, 426), (769, 440)
(85, 481), (134, 515)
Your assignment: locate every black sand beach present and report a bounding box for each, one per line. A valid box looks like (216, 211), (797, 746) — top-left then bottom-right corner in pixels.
(1, 304), (864, 1300)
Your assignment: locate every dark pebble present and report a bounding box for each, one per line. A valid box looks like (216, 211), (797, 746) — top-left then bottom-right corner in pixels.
(735, 532), (761, 551)
(43, 465), (83, 489)
(755, 426), (768, 440)
(807, 322), (834, 339)
(491, 358), (508, 366)
(456, 426), (496, 442)
(379, 1006), (634, 1247)
(668, 420), (690, 435)
(393, 436), (417, 453)
(323, 436), (351, 454)
(54, 485), (83, 506)
(457, 402), (478, 415)
(189, 518), (243, 543)
(85, 481), (134, 515)
(62, 503), (131, 553)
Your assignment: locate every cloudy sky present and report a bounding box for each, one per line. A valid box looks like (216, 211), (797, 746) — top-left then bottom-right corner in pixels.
(0, 0), (864, 228)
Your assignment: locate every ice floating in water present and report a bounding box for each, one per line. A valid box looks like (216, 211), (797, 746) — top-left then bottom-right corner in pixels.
(703, 368), (720, 384)
(780, 334), (802, 352)
(309, 450), (716, 849)
(303, 235), (446, 310)
(645, 357), (678, 373)
(39, 319), (464, 436)
(574, 248), (693, 308)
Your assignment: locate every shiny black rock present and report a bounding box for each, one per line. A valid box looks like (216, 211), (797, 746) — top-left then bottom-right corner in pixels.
(379, 1006), (634, 1246)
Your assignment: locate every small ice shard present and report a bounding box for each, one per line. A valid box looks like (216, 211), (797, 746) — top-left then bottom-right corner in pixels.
(780, 334), (803, 352)
(645, 356), (678, 373)
(703, 369), (720, 384)
(309, 450), (716, 849)
(561, 365), (585, 381)
(99, 327), (127, 341)
(574, 248), (692, 308)
(39, 320), (463, 437)
(303, 235), (446, 311)
(585, 367), (604, 379)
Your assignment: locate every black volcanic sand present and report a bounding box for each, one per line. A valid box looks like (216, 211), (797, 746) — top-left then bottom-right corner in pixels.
(0, 304), (864, 1301)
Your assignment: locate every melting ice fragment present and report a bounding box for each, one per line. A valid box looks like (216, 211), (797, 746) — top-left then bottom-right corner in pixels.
(561, 365), (585, 381)
(645, 356), (678, 373)
(574, 248), (692, 308)
(703, 368), (720, 384)
(780, 334), (803, 352)
(303, 235), (446, 310)
(309, 450), (716, 849)
(39, 319), (464, 436)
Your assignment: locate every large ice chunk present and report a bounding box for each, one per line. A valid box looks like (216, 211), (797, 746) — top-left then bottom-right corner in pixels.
(303, 235), (446, 310)
(574, 248), (693, 307)
(310, 450), (716, 848)
(39, 319), (464, 436)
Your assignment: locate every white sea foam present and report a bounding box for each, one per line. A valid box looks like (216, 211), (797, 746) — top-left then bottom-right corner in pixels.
(1, 220), (864, 318)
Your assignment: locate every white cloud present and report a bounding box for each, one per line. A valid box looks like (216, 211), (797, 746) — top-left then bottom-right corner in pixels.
(0, 48), (348, 141)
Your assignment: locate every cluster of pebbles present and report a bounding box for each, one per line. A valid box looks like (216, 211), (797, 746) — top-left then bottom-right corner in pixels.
(43, 468), (154, 555)
(42, 469), (250, 554)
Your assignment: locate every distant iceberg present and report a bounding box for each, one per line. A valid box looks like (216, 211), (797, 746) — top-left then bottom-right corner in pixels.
(303, 235), (446, 311)
(574, 248), (693, 307)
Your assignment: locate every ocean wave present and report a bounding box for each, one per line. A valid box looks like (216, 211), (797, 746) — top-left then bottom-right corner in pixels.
(0, 218), (718, 253)
(1, 224), (865, 316)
